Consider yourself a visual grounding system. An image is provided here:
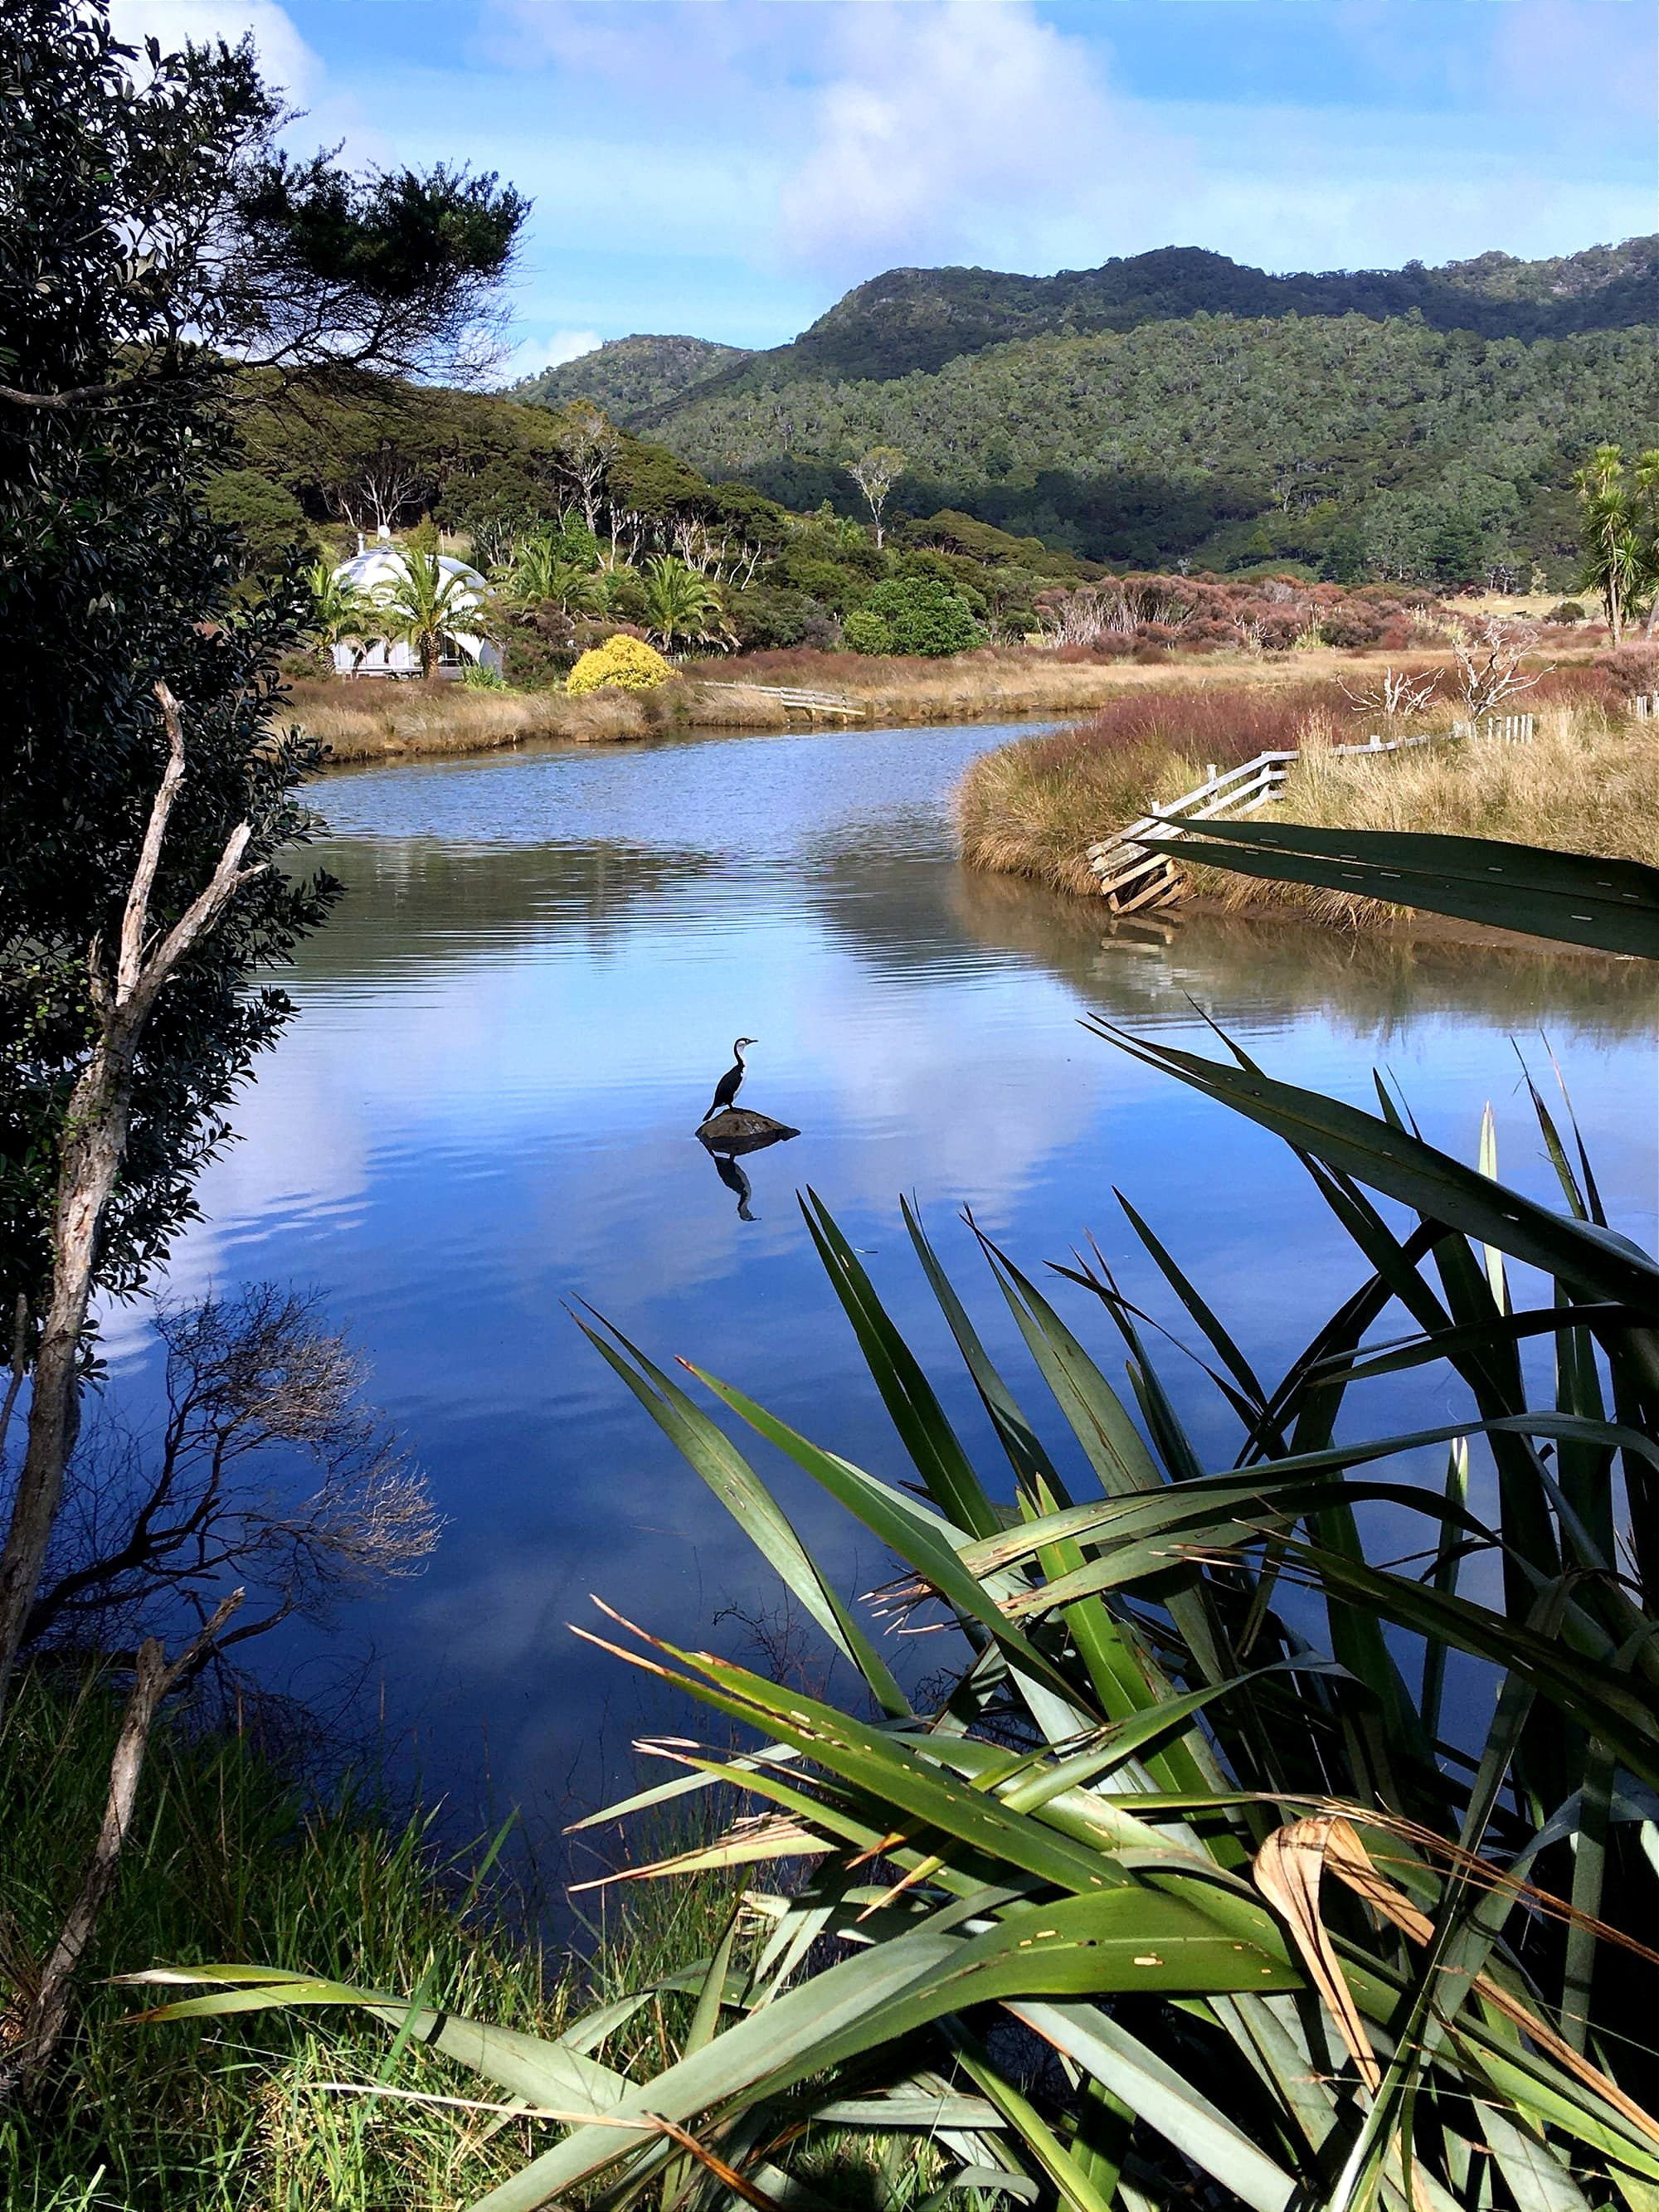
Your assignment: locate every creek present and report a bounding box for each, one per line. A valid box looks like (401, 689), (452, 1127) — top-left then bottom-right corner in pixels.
(110, 720), (1659, 1842)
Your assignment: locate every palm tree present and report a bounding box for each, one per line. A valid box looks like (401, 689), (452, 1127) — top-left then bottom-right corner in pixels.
(495, 533), (601, 615)
(374, 550), (484, 683)
(638, 554), (722, 654)
(303, 559), (376, 673)
(1574, 444), (1643, 647)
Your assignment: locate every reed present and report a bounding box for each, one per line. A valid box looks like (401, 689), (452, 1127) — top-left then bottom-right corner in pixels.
(287, 679), (683, 764)
(1197, 698), (1659, 924)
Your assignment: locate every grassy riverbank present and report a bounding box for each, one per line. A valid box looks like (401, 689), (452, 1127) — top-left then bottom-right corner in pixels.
(0, 1676), (732, 2212)
(958, 655), (1657, 918)
(295, 644), (1564, 764)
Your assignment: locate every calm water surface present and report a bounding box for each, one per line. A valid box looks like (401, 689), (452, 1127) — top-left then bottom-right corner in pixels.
(114, 721), (1659, 1835)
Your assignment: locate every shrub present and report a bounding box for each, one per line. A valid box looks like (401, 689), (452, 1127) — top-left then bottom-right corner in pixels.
(460, 663), (510, 690)
(842, 607), (896, 655)
(1589, 645), (1659, 701)
(1547, 600), (1588, 624)
(860, 575), (982, 656)
(566, 634), (673, 694)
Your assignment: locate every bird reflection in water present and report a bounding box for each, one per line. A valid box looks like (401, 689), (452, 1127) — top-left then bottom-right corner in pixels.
(712, 1149), (757, 1220)
(697, 1036), (799, 1221)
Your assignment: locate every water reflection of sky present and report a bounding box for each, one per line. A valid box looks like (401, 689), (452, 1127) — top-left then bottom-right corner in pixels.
(108, 721), (1659, 1847)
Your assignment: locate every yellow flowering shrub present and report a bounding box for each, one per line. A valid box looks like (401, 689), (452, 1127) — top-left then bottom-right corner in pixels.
(565, 634), (673, 694)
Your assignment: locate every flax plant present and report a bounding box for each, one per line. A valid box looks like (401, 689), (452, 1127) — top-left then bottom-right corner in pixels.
(137, 832), (1659, 2212)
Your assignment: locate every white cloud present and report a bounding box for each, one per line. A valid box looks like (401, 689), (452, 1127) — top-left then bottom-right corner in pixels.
(491, 327), (603, 387)
(105, 0), (318, 103)
(777, 2), (1183, 280)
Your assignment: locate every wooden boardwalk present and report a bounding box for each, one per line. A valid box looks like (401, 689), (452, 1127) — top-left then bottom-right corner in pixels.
(699, 681), (868, 722)
(1085, 713), (1536, 909)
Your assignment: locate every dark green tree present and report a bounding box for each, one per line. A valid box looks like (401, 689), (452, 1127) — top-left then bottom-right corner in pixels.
(859, 574), (984, 655)
(0, 0), (526, 1718)
(203, 468), (312, 579)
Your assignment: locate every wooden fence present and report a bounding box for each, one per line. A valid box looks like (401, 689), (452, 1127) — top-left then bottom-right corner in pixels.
(1086, 751), (1296, 911)
(1084, 712), (1534, 909)
(699, 682), (867, 722)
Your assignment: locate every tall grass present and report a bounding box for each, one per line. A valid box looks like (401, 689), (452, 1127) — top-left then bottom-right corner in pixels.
(1204, 700), (1659, 924)
(957, 678), (1360, 893)
(695, 648), (1471, 736)
(959, 665), (1658, 906)
(0, 1674), (730, 2210)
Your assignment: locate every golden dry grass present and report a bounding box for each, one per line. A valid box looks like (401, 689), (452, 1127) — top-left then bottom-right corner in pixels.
(958, 688), (1658, 926)
(288, 678), (679, 761)
(1195, 702), (1659, 925)
(691, 645), (1479, 732)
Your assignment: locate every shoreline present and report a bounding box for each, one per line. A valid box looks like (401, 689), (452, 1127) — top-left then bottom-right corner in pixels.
(293, 645), (1531, 766)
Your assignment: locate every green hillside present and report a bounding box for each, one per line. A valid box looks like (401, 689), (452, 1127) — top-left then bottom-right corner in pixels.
(641, 313), (1656, 576)
(508, 333), (751, 416)
(629, 236), (1657, 398)
(501, 236), (1655, 579)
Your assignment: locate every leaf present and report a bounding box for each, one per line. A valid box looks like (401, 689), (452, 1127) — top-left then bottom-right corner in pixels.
(1086, 1024), (1659, 1314)
(574, 1309), (907, 1716)
(1155, 817), (1659, 960)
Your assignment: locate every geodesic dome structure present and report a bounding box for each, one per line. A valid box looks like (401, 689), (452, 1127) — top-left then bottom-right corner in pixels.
(330, 544), (503, 678)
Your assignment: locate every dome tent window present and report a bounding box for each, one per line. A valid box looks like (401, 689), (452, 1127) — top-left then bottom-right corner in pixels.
(328, 543), (504, 681)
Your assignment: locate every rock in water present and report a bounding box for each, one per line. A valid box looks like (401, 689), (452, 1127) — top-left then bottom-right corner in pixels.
(696, 1107), (800, 1155)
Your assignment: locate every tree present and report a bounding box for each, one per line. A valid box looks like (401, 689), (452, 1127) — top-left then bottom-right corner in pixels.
(638, 555), (723, 652)
(302, 558), (376, 671)
(1633, 449), (1659, 638)
(1574, 445), (1644, 646)
(495, 532), (601, 615)
(0, 7), (526, 419)
(202, 469), (311, 581)
(0, 0), (521, 1714)
(858, 575), (982, 656)
(552, 401), (621, 535)
(374, 551), (484, 682)
(845, 445), (907, 547)
(1451, 615), (1550, 719)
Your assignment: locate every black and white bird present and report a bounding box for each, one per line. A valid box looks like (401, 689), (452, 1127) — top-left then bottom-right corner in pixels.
(706, 1037), (757, 1121)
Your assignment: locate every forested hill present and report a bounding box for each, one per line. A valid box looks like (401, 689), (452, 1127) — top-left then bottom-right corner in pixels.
(645, 315), (1658, 576)
(510, 333), (751, 415)
(497, 235), (1652, 579)
(627, 236), (1657, 402)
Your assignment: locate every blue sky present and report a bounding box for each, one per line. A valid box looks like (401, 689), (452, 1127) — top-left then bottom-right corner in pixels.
(112, 0), (1656, 381)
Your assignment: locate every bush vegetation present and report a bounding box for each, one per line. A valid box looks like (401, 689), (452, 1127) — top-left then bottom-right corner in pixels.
(958, 653), (1658, 901)
(566, 634), (674, 695)
(141, 926), (1659, 2209)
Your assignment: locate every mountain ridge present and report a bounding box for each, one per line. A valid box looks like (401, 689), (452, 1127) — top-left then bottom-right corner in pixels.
(511, 236), (1655, 429)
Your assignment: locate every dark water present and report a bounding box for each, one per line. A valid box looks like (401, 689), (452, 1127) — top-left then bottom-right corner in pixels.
(107, 721), (1659, 1839)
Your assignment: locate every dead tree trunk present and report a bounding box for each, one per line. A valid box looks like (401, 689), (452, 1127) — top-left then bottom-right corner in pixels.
(0, 685), (263, 1719)
(0, 1592), (241, 2101)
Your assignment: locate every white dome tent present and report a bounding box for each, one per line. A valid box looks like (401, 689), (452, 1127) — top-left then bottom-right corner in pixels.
(331, 536), (504, 680)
